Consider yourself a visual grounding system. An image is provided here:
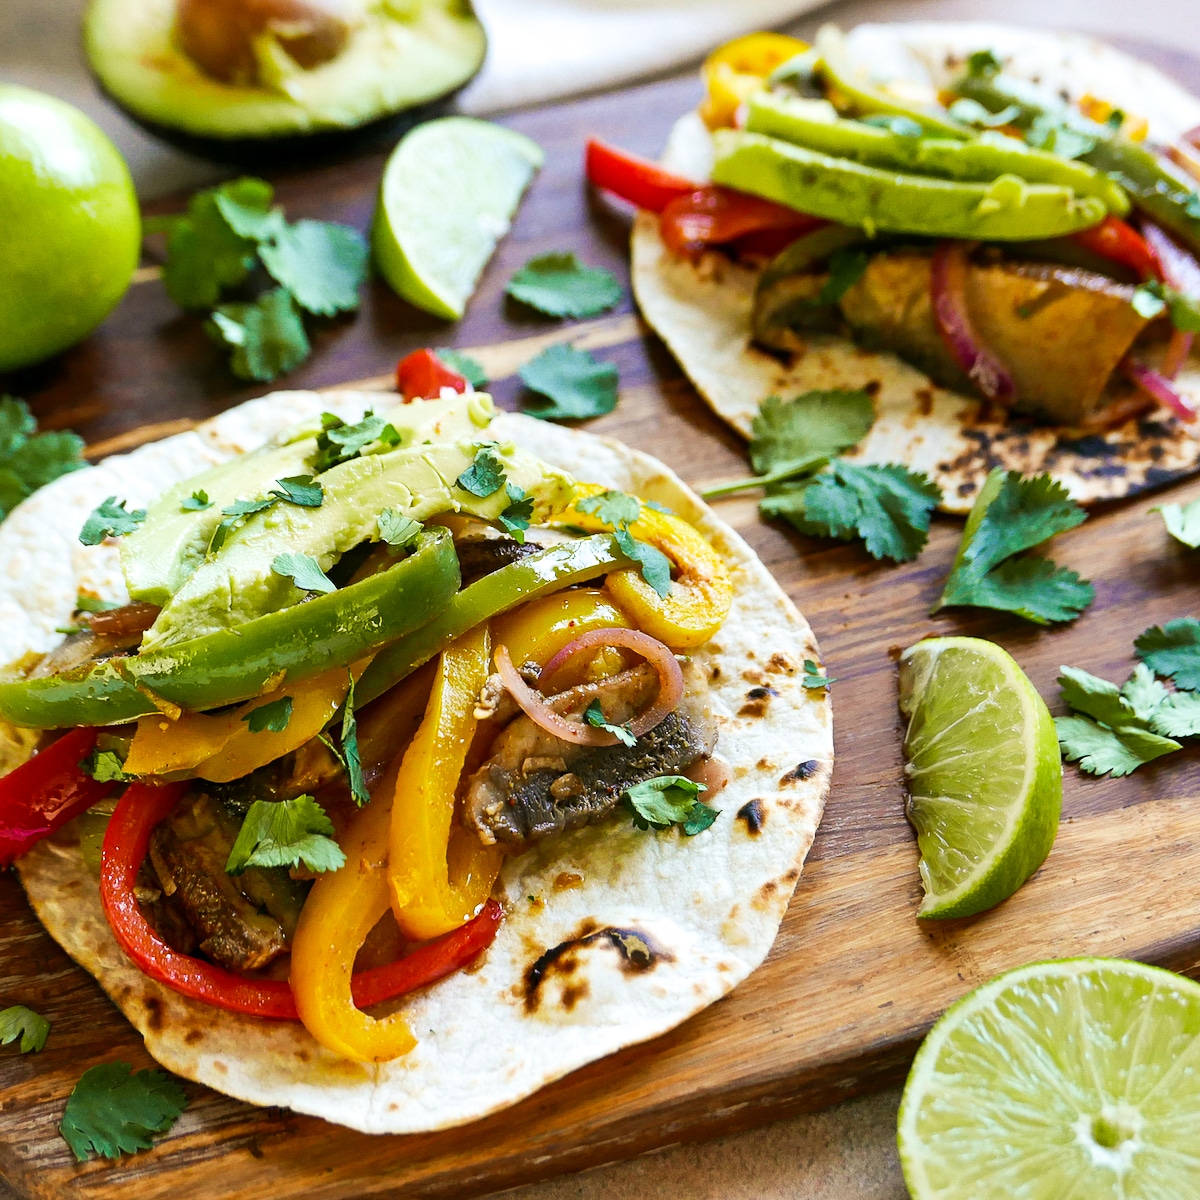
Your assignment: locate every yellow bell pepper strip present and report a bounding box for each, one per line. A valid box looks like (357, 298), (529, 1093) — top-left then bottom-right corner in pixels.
(491, 588), (630, 676)
(700, 32), (809, 130)
(388, 625), (504, 941)
(289, 760), (416, 1062)
(355, 534), (634, 708)
(123, 661), (369, 782)
(554, 486), (733, 650)
(0, 528), (459, 729)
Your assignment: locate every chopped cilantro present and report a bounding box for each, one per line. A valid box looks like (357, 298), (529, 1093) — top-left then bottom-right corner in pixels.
(965, 49), (1002, 78)
(815, 248), (870, 306)
(79, 497), (146, 546)
(1055, 714), (1179, 778)
(60, 1062), (187, 1162)
(208, 287), (311, 383)
(456, 446), (507, 498)
(506, 252), (623, 319)
(225, 794), (344, 875)
(499, 483), (534, 542)
(258, 219), (368, 316)
(181, 490), (211, 511)
(0, 1004), (49, 1054)
(623, 775), (716, 835)
(584, 699), (637, 747)
(211, 176), (281, 241)
(208, 494), (276, 553)
(1135, 619), (1200, 691)
(802, 659), (837, 690)
(272, 552), (336, 594)
(613, 529), (673, 597)
(378, 509), (422, 548)
(269, 474), (323, 507)
(518, 343), (619, 420)
(242, 696), (293, 734)
(0, 397), (85, 521)
(313, 411), (400, 471)
(75, 594), (120, 614)
(340, 673), (367, 806)
(936, 470), (1093, 624)
(577, 489), (640, 530)
(79, 749), (130, 783)
(437, 349), (487, 389)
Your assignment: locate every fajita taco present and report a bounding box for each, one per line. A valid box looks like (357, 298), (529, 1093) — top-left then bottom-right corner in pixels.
(607, 24), (1200, 514)
(0, 369), (830, 1134)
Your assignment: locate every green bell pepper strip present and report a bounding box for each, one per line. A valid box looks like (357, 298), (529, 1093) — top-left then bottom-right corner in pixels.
(815, 25), (970, 140)
(0, 529), (460, 729)
(711, 130), (1108, 241)
(745, 92), (1130, 214)
(953, 71), (1200, 256)
(355, 534), (634, 708)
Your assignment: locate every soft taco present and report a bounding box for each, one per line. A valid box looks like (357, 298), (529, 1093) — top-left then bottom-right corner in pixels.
(594, 23), (1200, 513)
(0, 361), (830, 1134)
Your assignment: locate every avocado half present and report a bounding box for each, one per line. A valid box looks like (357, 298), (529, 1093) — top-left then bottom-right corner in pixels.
(84, 0), (487, 159)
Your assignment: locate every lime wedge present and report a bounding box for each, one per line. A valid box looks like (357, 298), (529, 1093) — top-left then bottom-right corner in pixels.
(898, 636), (1061, 919)
(371, 117), (543, 319)
(899, 958), (1200, 1199)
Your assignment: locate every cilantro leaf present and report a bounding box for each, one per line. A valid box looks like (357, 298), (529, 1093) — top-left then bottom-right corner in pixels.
(815, 248), (870, 306)
(1059, 666), (1141, 728)
(208, 494), (277, 553)
(751, 390), (875, 479)
(1156, 497), (1200, 548)
(0, 1004), (49, 1053)
(269, 474), (323, 507)
(225, 795), (344, 875)
(79, 749), (130, 783)
(518, 344), (619, 420)
(577, 489), (640, 530)
(937, 471), (1092, 623)
(1149, 689), (1200, 738)
(584, 699), (637, 747)
(210, 176), (280, 241)
(0, 397), (85, 520)
(340, 674), (367, 806)
(506, 252), (623, 318)
(259, 219), (368, 316)
(802, 659), (837, 690)
(208, 288), (310, 383)
(79, 497), (146, 545)
(272, 552), (336, 594)
(0, 395), (37, 458)
(60, 1062), (187, 1162)
(181, 490), (211, 511)
(242, 696), (293, 734)
(623, 776), (716, 836)
(1120, 663), (1170, 723)
(1135, 619), (1200, 691)
(1055, 714), (1180, 777)
(966, 48), (1002, 77)
(613, 529), (673, 598)
(456, 446), (506, 497)
(437, 350), (487, 389)
(499, 483), (534, 542)
(378, 509), (422, 547)
(75, 594), (120, 614)
(764, 461), (939, 563)
(313, 411), (400, 471)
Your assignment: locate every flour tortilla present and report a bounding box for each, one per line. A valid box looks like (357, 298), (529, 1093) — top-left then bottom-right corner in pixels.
(0, 390), (831, 1135)
(632, 22), (1200, 515)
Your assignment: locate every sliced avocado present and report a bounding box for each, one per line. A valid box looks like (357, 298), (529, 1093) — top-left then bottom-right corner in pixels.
(122, 392), (491, 606)
(84, 0), (486, 147)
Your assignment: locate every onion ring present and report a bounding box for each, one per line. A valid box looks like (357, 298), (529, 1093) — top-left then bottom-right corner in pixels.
(1123, 357), (1197, 422)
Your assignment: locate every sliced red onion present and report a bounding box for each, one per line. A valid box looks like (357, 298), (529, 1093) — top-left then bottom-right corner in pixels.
(538, 628), (685, 738)
(930, 241), (1016, 405)
(1123, 357), (1197, 422)
(1141, 221), (1200, 298)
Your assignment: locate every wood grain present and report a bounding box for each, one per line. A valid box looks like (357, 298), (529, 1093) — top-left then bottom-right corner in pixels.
(2, 41), (1200, 1200)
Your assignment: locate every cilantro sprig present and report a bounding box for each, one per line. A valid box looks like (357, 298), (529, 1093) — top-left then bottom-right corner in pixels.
(272, 552), (336, 595)
(60, 1062), (187, 1162)
(0, 397), (85, 522)
(0, 1004), (49, 1054)
(518, 343), (619, 420)
(80, 748), (130, 783)
(242, 696), (293, 734)
(623, 776), (717, 836)
(208, 474), (324, 553)
(584, 699), (637, 747)
(150, 177), (368, 382)
(79, 497), (147, 546)
(506, 252), (623, 319)
(576, 489), (673, 598)
(313, 411), (400, 472)
(935, 469), (1093, 624)
(702, 390), (939, 564)
(378, 509), (422, 548)
(225, 794), (344, 875)
(456, 446), (507, 498)
(319, 673), (368, 806)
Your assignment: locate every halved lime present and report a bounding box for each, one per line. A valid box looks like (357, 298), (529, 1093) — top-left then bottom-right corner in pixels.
(371, 117), (543, 319)
(898, 636), (1061, 919)
(899, 958), (1200, 1199)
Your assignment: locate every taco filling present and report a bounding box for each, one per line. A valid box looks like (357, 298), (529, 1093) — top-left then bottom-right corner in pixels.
(0, 371), (744, 1068)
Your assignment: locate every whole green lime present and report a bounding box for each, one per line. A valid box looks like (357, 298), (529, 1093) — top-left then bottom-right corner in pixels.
(0, 85), (140, 373)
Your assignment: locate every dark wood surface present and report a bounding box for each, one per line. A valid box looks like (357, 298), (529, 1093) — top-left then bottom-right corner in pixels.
(3, 43), (1200, 1200)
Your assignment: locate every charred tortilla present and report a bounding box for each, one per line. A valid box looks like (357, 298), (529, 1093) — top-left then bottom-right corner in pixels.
(0, 389), (831, 1134)
(631, 23), (1200, 515)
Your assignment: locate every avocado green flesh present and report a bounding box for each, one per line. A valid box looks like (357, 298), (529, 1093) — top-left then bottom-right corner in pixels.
(711, 130), (1108, 241)
(84, 0), (487, 139)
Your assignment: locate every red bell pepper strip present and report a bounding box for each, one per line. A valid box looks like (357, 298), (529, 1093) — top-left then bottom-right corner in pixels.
(99, 781), (503, 1019)
(0, 727), (114, 867)
(585, 139), (698, 212)
(1071, 216), (1162, 282)
(659, 187), (827, 259)
(396, 349), (469, 402)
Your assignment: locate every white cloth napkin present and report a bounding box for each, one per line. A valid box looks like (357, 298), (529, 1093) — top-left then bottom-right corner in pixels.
(458, 0), (832, 114)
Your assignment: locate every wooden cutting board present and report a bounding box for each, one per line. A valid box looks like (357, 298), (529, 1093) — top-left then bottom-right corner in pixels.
(3, 38), (1200, 1200)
